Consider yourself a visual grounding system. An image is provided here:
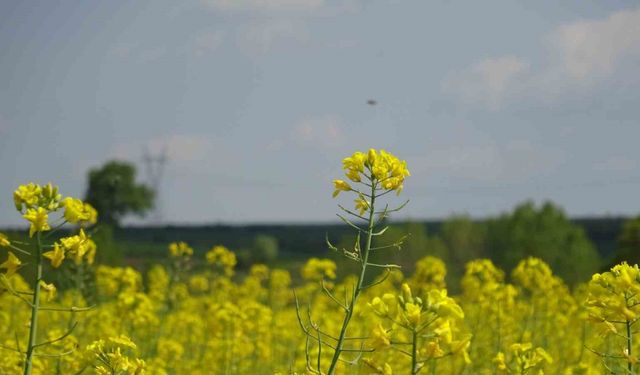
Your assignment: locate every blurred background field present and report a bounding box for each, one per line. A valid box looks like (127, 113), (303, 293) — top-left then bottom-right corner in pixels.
(1, 209), (631, 290)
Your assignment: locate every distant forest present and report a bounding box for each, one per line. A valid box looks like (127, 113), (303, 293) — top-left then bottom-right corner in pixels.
(2, 203), (636, 287)
(106, 205), (634, 287)
(112, 216), (626, 259)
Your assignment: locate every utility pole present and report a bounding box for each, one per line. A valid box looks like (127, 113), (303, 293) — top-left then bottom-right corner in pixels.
(142, 145), (168, 226)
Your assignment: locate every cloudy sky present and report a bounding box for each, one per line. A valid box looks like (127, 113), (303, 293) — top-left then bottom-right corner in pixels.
(1, 0), (640, 226)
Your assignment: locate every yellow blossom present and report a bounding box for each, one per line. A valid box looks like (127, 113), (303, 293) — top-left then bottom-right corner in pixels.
(168, 242), (193, 257)
(85, 239), (97, 265)
(206, 245), (237, 277)
(342, 151), (366, 173)
(338, 149), (409, 195)
(301, 258), (337, 281)
(39, 280), (57, 301)
(43, 243), (65, 268)
(493, 352), (508, 371)
(59, 229), (90, 263)
(370, 296), (389, 317)
(13, 183), (41, 211)
(0, 251), (21, 276)
(355, 197), (370, 215)
(404, 302), (422, 327)
(40, 182), (62, 210)
(332, 180), (351, 198)
(0, 232), (10, 247)
(370, 322), (391, 349)
(62, 197), (88, 223)
(62, 197), (97, 224)
(23, 207), (51, 237)
(84, 203), (98, 224)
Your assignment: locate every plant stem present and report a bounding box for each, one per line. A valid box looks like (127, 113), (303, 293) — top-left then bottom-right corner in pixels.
(627, 320), (633, 374)
(24, 233), (43, 375)
(327, 180), (377, 375)
(411, 329), (419, 375)
(626, 292), (633, 374)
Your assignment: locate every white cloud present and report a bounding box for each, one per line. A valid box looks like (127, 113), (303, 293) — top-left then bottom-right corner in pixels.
(237, 18), (309, 55)
(552, 7), (640, 81)
(109, 43), (137, 59)
(444, 7), (640, 110)
(593, 156), (637, 172)
(112, 135), (219, 163)
(137, 47), (167, 64)
(412, 145), (502, 182)
(202, 0), (359, 56)
(409, 140), (562, 185)
(193, 30), (225, 56)
(443, 56), (529, 111)
(0, 114), (8, 135)
(109, 43), (168, 63)
(290, 114), (345, 147)
(202, 0), (324, 12)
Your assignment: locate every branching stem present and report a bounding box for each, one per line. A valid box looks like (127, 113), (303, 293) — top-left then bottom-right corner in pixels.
(327, 179), (378, 374)
(23, 232), (43, 375)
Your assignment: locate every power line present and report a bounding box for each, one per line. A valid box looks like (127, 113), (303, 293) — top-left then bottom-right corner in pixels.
(142, 145), (168, 225)
(408, 177), (640, 196)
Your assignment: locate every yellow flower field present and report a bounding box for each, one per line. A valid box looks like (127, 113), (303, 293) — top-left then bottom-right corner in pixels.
(1, 150), (638, 374)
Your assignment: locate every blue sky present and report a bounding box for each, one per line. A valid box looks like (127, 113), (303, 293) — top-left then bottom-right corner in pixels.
(1, 0), (640, 226)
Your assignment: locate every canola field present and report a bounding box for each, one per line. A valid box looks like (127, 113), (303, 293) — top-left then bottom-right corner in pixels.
(1, 149), (638, 374)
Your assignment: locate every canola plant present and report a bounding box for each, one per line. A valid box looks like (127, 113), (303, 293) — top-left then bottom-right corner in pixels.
(0, 149), (638, 374)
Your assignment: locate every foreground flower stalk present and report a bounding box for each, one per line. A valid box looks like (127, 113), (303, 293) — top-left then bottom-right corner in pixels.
(23, 232), (44, 375)
(326, 175), (378, 374)
(2, 183), (97, 375)
(296, 149), (410, 374)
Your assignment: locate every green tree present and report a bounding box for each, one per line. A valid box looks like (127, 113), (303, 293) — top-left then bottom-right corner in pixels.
(377, 221), (448, 270)
(252, 234), (279, 263)
(84, 160), (154, 227)
(613, 216), (640, 266)
(486, 201), (600, 285)
(440, 215), (487, 281)
(92, 225), (122, 265)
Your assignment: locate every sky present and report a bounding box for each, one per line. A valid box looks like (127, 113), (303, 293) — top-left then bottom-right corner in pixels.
(1, 0), (640, 227)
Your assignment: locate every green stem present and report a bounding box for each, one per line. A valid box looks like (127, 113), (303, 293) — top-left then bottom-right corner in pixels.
(327, 180), (377, 375)
(626, 293), (633, 374)
(411, 329), (419, 375)
(627, 319), (633, 374)
(24, 232), (43, 375)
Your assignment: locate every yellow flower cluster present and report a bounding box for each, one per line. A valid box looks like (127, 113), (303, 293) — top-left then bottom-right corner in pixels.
(206, 245), (237, 277)
(41, 229), (97, 268)
(62, 197), (98, 225)
(0, 251), (22, 276)
(301, 257), (337, 281)
(1, 183), (102, 375)
(587, 262), (640, 323)
(0, 232), (10, 247)
(12, 183), (97, 238)
(369, 283), (471, 371)
(409, 255), (447, 294)
(2, 184), (98, 274)
(4, 172), (640, 374)
(86, 335), (146, 374)
(333, 149), (410, 207)
(2, 249), (640, 374)
(493, 342), (553, 373)
(169, 241), (194, 258)
(338, 149), (410, 191)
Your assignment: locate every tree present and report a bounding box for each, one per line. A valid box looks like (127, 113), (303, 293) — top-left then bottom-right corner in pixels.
(252, 234), (279, 263)
(84, 160), (154, 226)
(613, 216), (640, 266)
(373, 221), (448, 270)
(440, 215), (487, 281)
(486, 201), (600, 285)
